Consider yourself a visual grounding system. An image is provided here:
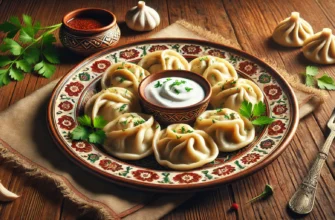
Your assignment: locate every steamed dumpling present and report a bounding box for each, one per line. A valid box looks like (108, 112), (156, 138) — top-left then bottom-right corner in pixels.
(189, 55), (238, 86)
(194, 109), (255, 152)
(103, 113), (160, 160)
(302, 28), (335, 64)
(84, 87), (140, 123)
(272, 12), (314, 47)
(211, 78), (263, 111)
(101, 62), (150, 93)
(137, 49), (190, 74)
(153, 124), (218, 170)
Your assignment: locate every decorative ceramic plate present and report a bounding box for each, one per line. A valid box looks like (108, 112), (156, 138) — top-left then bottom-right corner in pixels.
(48, 39), (299, 192)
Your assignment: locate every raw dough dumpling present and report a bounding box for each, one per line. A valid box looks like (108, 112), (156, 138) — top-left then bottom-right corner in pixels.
(137, 49), (190, 74)
(272, 12), (314, 47)
(84, 87), (140, 123)
(194, 109), (255, 152)
(211, 78), (263, 111)
(101, 62), (150, 93)
(153, 124), (218, 170)
(103, 113), (160, 160)
(189, 55), (238, 86)
(302, 28), (335, 64)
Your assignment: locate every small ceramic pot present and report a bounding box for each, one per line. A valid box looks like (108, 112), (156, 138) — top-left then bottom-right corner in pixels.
(59, 8), (121, 56)
(138, 70), (212, 125)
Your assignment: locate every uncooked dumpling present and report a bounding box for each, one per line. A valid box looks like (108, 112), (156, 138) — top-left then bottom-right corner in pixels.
(194, 109), (255, 152)
(101, 62), (150, 93)
(211, 78), (263, 111)
(84, 87), (140, 123)
(272, 12), (314, 47)
(302, 28), (335, 64)
(137, 49), (190, 74)
(189, 55), (238, 86)
(153, 124), (218, 170)
(103, 113), (160, 160)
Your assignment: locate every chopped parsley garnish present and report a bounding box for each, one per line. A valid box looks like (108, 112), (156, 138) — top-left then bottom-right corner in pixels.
(120, 120), (128, 125)
(216, 108), (223, 113)
(224, 114), (230, 119)
(212, 119), (216, 123)
(176, 135), (182, 139)
(119, 76), (125, 83)
(185, 87), (193, 92)
(173, 88), (180, 94)
(119, 104), (127, 112)
(154, 80), (163, 88)
(239, 101), (275, 125)
(134, 119), (146, 126)
(199, 56), (208, 61)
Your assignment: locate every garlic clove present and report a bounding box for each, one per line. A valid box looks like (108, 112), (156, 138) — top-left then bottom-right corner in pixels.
(125, 1), (160, 32)
(0, 182), (19, 202)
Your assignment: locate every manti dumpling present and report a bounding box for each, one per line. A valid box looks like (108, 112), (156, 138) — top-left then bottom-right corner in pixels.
(137, 49), (189, 74)
(302, 28), (335, 64)
(153, 124), (218, 170)
(272, 12), (313, 47)
(84, 87), (140, 123)
(194, 109), (255, 152)
(211, 78), (263, 111)
(189, 55), (238, 86)
(103, 113), (160, 160)
(101, 62), (150, 93)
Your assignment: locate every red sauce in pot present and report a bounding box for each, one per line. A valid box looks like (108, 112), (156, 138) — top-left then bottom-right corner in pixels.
(67, 17), (106, 30)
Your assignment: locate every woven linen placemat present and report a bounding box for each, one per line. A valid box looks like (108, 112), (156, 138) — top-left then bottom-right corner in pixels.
(0, 20), (326, 219)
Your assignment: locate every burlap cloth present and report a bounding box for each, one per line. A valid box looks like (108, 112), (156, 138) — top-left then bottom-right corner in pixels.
(0, 20), (326, 219)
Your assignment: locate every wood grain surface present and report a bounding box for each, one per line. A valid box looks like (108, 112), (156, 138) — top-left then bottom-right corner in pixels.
(0, 0), (334, 219)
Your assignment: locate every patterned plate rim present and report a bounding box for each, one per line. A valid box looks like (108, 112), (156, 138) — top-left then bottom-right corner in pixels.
(47, 38), (299, 192)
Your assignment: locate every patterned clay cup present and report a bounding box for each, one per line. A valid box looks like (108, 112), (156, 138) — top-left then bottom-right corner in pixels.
(59, 8), (121, 56)
(138, 70), (212, 125)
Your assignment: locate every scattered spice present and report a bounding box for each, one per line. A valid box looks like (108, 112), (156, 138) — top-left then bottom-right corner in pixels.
(231, 203), (239, 211)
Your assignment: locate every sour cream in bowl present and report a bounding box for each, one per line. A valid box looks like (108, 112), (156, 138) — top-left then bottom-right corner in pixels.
(138, 70), (211, 125)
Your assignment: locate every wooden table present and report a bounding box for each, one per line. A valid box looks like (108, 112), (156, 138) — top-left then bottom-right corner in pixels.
(0, 0), (334, 219)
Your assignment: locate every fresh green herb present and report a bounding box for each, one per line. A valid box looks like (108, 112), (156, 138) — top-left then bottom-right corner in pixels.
(173, 88), (180, 94)
(119, 76), (125, 83)
(212, 119), (216, 123)
(173, 129), (177, 133)
(140, 71), (144, 77)
(176, 135), (181, 139)
(156, 124), (160, 129)
(199, 56), (208, 61)
(224, 114), (230, 119)
(120, 120), (128, 125)
(216, 108), (223, 113)
(134, 119), (145, 126)
(317, 74), (335, 90)
(180, 126), (186, 133)
(248, 184), (273, 203)
(117, 67), (124, 70)
(230, 113), (236, 119)
(185, 87), (193, 92)
(0, 14), (61, 86)
(187, 129), (193, 133)
(154, 80), (162, 88)
(119, 104), (127, 112)
(70, 115), (107, 145)
(239, 101), (274, 125)
(302, 66), (335, 90)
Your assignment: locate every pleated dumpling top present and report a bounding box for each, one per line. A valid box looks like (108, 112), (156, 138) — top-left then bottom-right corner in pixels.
(272, 12), (314, 47)
(302, 28), (335, 64)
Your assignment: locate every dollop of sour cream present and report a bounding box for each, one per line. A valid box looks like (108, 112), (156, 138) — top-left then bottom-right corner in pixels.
(145, 77), (205, 108)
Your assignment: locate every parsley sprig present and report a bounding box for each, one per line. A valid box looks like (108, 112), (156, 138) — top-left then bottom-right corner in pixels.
(70, 115), (107, 144)
(239, 101), (274, 125)
(302, 66), (335, 90)
(0, 14), (61, 87)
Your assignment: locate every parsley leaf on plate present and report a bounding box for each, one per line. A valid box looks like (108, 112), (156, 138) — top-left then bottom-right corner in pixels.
(93, 116), (108, 129)
(89, 130), (106, 144)
(239, 100), (252, 118)
(306, 66), (318, 76)
(253, 101), (266, 117)
(77, 115), (92, 127)
(71, 126), (90, 140)
(251, 116), (275, 125)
